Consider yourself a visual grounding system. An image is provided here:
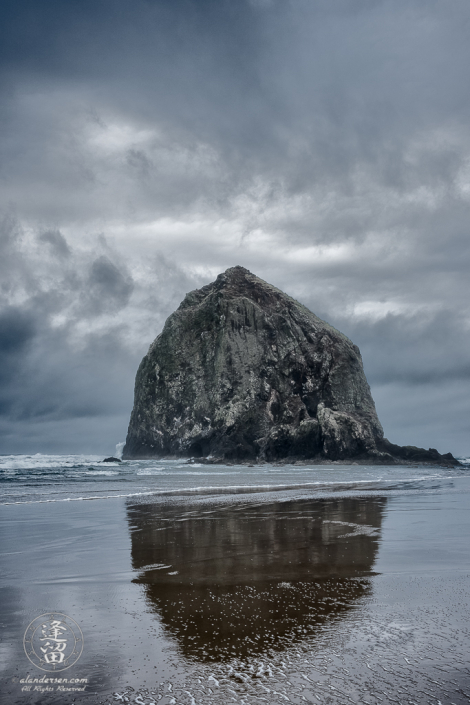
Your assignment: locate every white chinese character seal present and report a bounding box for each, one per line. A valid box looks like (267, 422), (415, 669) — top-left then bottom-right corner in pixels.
(23, 613), (83, 671)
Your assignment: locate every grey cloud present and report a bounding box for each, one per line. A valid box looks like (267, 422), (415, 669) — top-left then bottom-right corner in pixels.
(0, 212), (204, 452)
(332, 310), (470, 387)
(126, 149), (152, 178)
(372, 379), (469, 456)
(86, 256), (134, 314)
(0, 307), (36, 356)
(0, 307), (37, 416)
(3, 0), (470, 232)
(39, 229), (71, 257)
(11, 329), (135, 422)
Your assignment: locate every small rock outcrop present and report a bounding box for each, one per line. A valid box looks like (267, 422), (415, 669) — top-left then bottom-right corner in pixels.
(123, 266), (457, 465)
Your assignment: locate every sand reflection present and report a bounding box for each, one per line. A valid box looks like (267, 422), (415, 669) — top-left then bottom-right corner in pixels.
(127, 497), (385, 661)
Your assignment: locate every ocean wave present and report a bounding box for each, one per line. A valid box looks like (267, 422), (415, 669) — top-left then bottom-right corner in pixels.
(76, 470), (119, 476)
(0, 454), (466, 506)
(136, 469), (242, 476)
(0, 474), (459, 505)
(0, 454), (103, 470)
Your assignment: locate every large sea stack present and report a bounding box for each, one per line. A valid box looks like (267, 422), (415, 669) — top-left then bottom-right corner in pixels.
(123, 266), (457, 465)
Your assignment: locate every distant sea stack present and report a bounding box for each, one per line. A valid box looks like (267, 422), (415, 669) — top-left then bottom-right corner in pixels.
(123, 266), (457, 465)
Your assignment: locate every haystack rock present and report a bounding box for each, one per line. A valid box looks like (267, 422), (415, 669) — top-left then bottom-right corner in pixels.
(123, 266), (457, 465)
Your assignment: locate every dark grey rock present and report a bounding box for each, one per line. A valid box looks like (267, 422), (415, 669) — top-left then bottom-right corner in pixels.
(123, 266), (458, 466)
(102, 456), (122, 463)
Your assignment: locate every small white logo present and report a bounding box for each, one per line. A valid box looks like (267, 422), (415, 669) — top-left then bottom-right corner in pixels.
(23, 613), (83, 672)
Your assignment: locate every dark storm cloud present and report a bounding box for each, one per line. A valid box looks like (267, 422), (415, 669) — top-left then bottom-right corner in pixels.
(86, 256), (134, 314)
(0, 307), (36, 416)
(2, 0), (469, 238)
(0, 211), (203, 453)
(39, 229), (71, 257)
(335, 310), (470, 387)
(0, 308), (35, 357)
(0, 216), (129, 439)
(0, 0), (470, 453)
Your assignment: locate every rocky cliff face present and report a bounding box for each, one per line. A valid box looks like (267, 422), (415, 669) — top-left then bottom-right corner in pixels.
(123, 266), (457, 465)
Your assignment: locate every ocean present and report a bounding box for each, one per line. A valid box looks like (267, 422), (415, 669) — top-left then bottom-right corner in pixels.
(2, 453), (468, 506)
(1, 455), (470, 704)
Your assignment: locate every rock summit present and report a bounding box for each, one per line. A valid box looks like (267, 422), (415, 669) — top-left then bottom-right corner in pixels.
(123, 266), (457, 465)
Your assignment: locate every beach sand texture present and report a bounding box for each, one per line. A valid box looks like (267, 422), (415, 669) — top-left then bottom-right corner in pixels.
(1, 463), (469, 704)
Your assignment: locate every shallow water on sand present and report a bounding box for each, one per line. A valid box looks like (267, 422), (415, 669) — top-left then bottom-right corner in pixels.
(0, 461), (469, 704)
(1, 454), (467, 505)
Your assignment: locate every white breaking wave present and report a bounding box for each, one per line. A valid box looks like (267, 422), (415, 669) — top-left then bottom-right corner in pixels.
(0, 453), (467, 505)
(115, 441), (125, 459)
(0, 453), (103, 470)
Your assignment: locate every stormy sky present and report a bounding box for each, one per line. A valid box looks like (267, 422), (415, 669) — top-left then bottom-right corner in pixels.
(1, 0), (469, 456)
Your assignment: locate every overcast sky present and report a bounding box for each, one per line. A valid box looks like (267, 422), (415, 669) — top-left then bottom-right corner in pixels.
(1, 0), (469, 456)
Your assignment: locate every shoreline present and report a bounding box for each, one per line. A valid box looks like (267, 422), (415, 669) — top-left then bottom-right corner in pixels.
(1, 472), (469, 704)
(124, 454), (460, 468)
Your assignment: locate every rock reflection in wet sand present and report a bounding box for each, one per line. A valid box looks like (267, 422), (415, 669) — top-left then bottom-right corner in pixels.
(127, 497), (385, 661)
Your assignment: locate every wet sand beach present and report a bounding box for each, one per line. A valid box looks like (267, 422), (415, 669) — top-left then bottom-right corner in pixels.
(1, 471), (470, 704)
